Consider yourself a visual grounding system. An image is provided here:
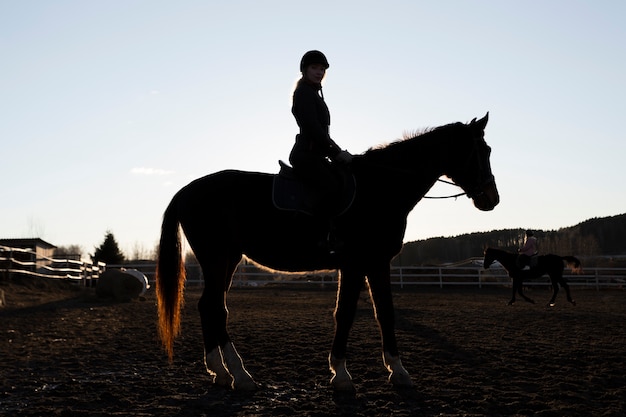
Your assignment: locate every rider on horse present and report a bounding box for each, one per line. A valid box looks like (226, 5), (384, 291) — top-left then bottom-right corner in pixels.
(288, 50), (353, 251)
(518, 229), (538, 269)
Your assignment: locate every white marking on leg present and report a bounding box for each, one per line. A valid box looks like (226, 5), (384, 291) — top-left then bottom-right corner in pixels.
(329, 354), (355, 391)
(204, 347), (233, 387)
(383, 351), (413, 387)
(221, 342), (257, 390)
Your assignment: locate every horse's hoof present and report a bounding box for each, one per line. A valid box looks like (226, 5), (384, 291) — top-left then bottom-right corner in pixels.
(213, 374), (234, 388)
(389, 372), (413, 387)
(331, 376), (356, 392)
(570, 300), (577, 306)
(547, 302), (556, 308)
(233, 378), (258, 391)
(507, 301), (515, 306)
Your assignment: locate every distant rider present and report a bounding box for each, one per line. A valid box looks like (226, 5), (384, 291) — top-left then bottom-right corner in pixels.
(518, 230), (538, 269)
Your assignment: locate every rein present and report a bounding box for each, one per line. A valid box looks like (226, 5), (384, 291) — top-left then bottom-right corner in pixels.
(423, 178), (467, 200)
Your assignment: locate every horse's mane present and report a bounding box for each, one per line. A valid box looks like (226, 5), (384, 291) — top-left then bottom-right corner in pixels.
(363, 122), (464, 155)
(365, 128), (433, 153)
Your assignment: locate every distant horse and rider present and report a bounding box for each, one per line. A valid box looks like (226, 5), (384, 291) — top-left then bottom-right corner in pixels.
(483, 246), (582, 307)
(155, 113), (499, 391)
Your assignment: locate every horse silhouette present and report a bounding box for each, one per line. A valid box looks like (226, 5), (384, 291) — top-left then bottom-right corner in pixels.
(483, 247), (581, 307)
(156, 113), (499, 391)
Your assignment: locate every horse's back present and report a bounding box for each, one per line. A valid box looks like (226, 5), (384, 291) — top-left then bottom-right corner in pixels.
(178, 170), (272, 202)
(171, 169), (274, 233)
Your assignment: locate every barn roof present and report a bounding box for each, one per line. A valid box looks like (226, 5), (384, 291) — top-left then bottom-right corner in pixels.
(0, 238), (57, 250)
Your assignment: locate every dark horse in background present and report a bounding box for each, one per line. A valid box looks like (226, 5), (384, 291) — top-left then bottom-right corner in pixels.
(156, 113), (499, 391)
(483, 247), (582, 307)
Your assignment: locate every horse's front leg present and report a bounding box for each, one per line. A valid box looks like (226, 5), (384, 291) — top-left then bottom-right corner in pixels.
(510, 276), (534, 305)
(329, 269), (364, 391)
(518, 284), (535, 304)
(561, 280), (576, 306)
(367, 269), (412, 388)
(508, 277), (517, 305)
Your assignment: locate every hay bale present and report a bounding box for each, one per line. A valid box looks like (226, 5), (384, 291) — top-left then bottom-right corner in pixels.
(123, 269), (150, 296)
(96, 269), (145, 302)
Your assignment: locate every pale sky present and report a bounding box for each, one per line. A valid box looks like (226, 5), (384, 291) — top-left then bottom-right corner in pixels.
(2, 1), (625, 259)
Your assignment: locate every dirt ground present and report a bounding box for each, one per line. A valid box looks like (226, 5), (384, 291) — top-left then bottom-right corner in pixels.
(1, 276), (625, 417)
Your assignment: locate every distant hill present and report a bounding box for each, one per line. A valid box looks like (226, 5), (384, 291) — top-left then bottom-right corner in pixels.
(396, 213), (626, 266)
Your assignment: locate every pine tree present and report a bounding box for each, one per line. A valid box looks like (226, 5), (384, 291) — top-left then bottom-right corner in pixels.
(92, 231), (125, 265)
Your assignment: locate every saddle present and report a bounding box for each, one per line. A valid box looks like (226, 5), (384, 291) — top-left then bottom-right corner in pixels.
(272, 160), (356, 217)
(517, 253), (539, 270)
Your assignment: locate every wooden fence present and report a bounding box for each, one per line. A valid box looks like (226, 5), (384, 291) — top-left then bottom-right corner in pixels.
(0, 245), (105, 286)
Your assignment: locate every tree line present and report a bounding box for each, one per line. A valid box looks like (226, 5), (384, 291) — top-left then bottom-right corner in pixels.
(395, 213), (626, 267)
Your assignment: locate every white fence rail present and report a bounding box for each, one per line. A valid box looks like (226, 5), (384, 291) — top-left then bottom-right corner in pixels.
(107, 262), (626, 290)
(0, 245), (105, 286)
(3, 242), (623, 290)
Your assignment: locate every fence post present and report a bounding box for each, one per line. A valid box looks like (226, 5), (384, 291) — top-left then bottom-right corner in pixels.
(439, 267), (443, 288)
(7, 249), (12, 280)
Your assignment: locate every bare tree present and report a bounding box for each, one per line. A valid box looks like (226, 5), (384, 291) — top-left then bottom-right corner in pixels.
(54, 245), (84, 260)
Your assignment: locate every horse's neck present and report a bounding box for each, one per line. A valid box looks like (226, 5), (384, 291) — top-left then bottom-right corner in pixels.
(495, 250), (518, 268)
(356, 128), (464, 214)
(361, 136), (444, 190)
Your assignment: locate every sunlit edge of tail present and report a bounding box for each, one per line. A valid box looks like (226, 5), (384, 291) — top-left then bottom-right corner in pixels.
(155, 196), (187, 362)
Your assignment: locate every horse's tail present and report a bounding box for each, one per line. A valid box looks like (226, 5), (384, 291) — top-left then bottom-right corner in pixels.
(156, 194), (186, 362)
(562, 256), (583, 274)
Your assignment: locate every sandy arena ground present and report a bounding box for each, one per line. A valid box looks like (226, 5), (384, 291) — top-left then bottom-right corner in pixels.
(1, 277), (625, 416)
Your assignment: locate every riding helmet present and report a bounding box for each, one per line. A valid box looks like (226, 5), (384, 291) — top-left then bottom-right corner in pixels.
(526, 230), (534, 237)
(300, 50), (329, 72)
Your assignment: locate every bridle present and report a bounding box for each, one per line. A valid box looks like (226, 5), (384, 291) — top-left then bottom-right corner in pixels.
(424, 130), (494, 200)
(354, 121), (494, 200)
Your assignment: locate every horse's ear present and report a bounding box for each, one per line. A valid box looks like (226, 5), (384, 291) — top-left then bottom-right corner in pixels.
(471, 112), (489, 130)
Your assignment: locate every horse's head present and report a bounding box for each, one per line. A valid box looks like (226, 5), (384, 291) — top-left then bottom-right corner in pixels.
(445, 112), (499, 211)
(483, 247), (495, 269)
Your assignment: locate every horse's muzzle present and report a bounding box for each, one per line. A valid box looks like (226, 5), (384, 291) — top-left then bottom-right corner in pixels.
(470, 179), (499, 211)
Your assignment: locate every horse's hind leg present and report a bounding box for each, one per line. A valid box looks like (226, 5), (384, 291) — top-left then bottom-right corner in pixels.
(197, 252), (256, 390)
(547, 277), (560, 307)
(329, 269), (364, 391)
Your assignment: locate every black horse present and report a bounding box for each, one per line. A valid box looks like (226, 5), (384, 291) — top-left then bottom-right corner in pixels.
(483, 247), (581, 307)
(156, 113), (499, 391)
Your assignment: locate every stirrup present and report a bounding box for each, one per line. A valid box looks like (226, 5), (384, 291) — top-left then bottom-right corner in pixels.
(327, 231), (344, 255)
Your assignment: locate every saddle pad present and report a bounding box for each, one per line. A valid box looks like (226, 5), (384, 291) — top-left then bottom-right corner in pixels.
(272, 171), (315, 216)
(272, 161), (356, 217)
